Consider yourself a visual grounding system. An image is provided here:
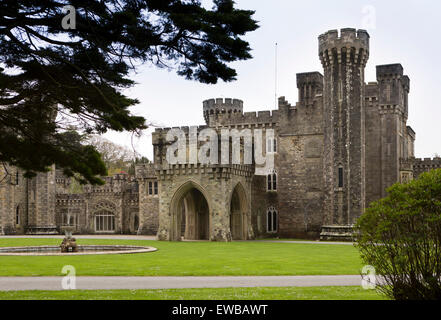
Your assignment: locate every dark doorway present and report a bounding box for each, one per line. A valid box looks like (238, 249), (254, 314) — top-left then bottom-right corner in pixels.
(178, 187), (210, 240)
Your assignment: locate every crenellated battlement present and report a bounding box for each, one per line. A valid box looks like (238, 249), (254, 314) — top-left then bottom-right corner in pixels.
(154, 125), (208, 134)
(376, 64), (403, 78)
(319, 28), (369, 67)
(135, 163), (157, 179)
(414, 157), (441, 167)
(296, 72), (323, 88)
(156, 163), (254, 181)
(204, 109), (280, 127)
(399, 157), (441, 178)
(203, 98), (243, 124)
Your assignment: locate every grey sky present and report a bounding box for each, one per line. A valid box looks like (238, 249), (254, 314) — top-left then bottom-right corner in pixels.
(104, 0), (441, 160)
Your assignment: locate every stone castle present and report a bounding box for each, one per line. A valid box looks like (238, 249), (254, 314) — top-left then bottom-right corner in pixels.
(1, 28), (440, 240)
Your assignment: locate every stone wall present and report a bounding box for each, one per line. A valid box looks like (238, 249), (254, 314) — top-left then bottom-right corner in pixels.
(136, 164), (159, 235)
(0, 166), (28, 234)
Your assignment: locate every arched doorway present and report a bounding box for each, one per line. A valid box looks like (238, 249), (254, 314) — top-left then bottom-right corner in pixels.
(230, 183), (248, 240)
(170, 182), (210, 241)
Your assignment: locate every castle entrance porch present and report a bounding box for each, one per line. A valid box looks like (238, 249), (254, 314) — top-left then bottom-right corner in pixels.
(169, 182), (210, 241)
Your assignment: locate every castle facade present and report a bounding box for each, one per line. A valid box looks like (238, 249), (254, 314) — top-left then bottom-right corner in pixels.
(1, 28), (440, 240)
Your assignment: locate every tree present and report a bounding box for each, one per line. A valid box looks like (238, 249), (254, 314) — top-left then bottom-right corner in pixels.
(0, 0), (258, 184)
(88, 135), (140, 175)
(128, 156), (150, 175)
(355, 169), (441, 300)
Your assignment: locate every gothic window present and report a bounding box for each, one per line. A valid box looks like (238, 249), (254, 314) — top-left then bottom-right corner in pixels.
(95, 211), (115, 232)
(267, 171), (277, 191)
(16, 206), (20, 225)
(338, 167), (344, 188)
(267, 207), (278, 233)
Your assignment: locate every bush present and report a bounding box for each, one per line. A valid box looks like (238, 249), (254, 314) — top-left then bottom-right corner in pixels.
(355, 169), (441, 300)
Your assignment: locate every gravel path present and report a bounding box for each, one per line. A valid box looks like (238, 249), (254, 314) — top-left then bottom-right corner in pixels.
(0, 275), (363, 291)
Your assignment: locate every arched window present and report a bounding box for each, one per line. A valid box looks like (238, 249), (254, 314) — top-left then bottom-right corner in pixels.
(15, 206), (20, 225)
(267, 207), (278, 233)
(95, 211), (115, 232)
(267, 170), (277, 191)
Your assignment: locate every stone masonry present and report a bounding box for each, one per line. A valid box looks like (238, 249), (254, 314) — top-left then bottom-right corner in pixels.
(1, 28), (440, 239)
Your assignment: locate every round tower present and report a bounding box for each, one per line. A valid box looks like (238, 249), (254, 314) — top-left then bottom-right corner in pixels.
(203, 98), (243, 126)
(319, 28), (369, 226)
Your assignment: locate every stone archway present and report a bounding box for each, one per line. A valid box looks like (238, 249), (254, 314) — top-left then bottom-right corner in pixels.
(170, 181), (211, 241)
(230, 183), (248, 240)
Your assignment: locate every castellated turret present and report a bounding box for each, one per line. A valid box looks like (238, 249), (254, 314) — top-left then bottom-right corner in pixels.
(319, 28), (369, 67)
(296, 72), (323, 105)
(203, 98), (243, 125)
(319, 28), (369, 226)
(376, 64), (410, 116)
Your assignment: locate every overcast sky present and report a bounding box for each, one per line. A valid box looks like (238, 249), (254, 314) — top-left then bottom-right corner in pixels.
(104, 0), (441, 160)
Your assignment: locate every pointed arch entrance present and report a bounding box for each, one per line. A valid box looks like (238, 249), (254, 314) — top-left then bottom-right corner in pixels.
(170, 181), (210, 241)
(230, 183), (249, 240)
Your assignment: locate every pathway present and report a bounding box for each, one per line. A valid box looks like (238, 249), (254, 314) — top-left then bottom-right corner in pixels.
(0, 275), (363, 291)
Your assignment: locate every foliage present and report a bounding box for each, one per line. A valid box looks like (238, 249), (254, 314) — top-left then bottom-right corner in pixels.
(87, 135), (138, 175)
(128, 156), (150, 175)
(355, 169), (441, 300)
(0, 0), (258, 184)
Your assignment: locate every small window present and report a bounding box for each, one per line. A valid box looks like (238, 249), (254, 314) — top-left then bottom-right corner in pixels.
(148, 181), (153, 195)
(154, 181), (158, 195)
(267, 207), (278, 233)
(338, 167), (344, 188)
(16, 206), (20, 225)
(267, 171), (277, 191)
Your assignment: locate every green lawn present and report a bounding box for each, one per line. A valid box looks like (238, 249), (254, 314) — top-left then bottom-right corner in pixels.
(0, 286), (385, 300)
(0, 238), (362, 276)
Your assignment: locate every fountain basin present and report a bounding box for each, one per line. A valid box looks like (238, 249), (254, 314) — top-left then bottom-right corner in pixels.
(0, 245), (157, 256)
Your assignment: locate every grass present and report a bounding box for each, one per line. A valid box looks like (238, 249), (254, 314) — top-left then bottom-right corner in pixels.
(0, 286), (386, 300)
(0, 238), (362, 276)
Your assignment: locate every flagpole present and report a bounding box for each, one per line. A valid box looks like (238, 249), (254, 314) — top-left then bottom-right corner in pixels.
(275, 42), (278, 109)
